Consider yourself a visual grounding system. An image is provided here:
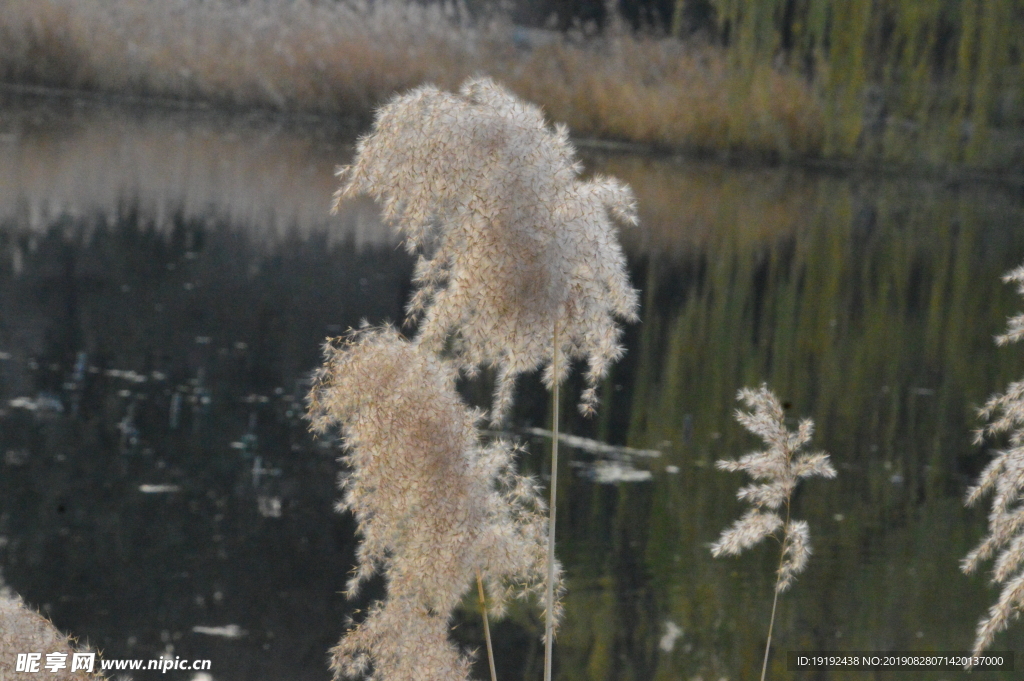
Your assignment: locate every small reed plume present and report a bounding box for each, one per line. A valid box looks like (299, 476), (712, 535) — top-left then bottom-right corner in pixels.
(711, 384), (835, 681)
(0, 585), (103, 681)
(307, 325), (559, 681)
(962, 263), (1024, 661)
(332, 76), (639, 421)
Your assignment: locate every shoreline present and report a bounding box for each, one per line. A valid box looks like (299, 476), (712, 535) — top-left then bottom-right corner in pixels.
(3, 0), (1022, 179)
(4, 80), (1023, 191)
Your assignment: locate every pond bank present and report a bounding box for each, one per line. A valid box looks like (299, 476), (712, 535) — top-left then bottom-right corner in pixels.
(4, 80), (1023, 193)
(0, 0), (818, 155)
(5, 0), (1024, 178)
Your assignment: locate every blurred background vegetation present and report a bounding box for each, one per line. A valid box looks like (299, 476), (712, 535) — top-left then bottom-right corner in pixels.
(0, 0), (1021, 174)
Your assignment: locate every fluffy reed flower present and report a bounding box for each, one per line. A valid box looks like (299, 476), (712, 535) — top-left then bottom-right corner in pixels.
(962, 264), (1024, 659)
(711, 385), (836, 591)
(307, 325), (559, 681)
(333, 77), (639, 421)
(0, 587), (102, 681)
(712, 385), (834, 681)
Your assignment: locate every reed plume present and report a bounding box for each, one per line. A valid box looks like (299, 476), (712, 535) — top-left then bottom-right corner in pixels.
(962, 263), (1024, 661)
(330, 78), (638, 680)
(307, 325), (559, 681)
(332, 76), (639, 422)
(0, 586), (103, 681)
(711, 384), (835, 681)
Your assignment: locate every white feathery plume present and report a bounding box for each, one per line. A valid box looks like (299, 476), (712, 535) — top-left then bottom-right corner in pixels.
(332, 77), (639, 422)
(712, 384), (835, 681)
(963, 263), (1024, 662)
(307, 326), (559, 681)
(712, 384), (835, 591)
(0, 587), (103, 681)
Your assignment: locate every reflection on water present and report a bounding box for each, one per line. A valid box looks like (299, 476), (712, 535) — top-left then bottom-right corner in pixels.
(0, 94), (387, 249)
(2, 93), (1024, 680)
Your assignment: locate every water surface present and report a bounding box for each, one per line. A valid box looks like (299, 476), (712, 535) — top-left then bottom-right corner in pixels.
(2, 93), (1024, 680)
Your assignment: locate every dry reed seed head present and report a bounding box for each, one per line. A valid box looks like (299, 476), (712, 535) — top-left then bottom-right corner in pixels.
(979, 382), (1024, 445)
(962, 262), (1024, 663)
(791, 451), (836, 479)
(736, 479), (797, 509)
(776, 520), (811, 593)
(999, 267), (1024, 344)
(993, 532), (1024, 584)
(964, 504), (1024, 573)
(333, 77), (639, 423)
(0, 589), (103, 681)
(330, 597), (474, 681)
(305, 326), (560, 680)
(970, 573), (1024, 660)
(709, 509), (783, 557)
(711, 384), (834, 588)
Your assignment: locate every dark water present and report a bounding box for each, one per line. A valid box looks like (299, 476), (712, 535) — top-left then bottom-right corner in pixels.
(2, 95), (1024, 681)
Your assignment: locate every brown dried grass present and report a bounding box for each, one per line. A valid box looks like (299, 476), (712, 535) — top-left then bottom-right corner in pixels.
(0, 0), (825, 159)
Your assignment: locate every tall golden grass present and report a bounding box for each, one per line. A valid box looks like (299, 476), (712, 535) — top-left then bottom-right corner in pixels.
(0, 0), (824, 160)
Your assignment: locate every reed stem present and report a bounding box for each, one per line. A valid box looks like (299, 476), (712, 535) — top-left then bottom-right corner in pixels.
(760, 501), (792, 681)
(543, 322), (560, 681)
(476, 570), (497, 681)
(760, 587), (780, 681)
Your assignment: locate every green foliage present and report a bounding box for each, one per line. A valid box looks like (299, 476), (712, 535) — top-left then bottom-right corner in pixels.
(707, 0), (1024, 168)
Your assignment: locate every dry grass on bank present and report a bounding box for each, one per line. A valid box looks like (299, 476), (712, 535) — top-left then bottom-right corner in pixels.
(0, 0), (824, 159)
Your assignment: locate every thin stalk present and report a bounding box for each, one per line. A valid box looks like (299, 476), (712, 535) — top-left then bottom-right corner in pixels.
(761, 500), (792, 681)
(476, 570), (497, 681)
(760, 582), (781, 681)
(543, 323), (560, 681)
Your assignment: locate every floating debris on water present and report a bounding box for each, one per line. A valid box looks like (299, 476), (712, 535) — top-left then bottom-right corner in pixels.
(191, 625), (245, 638)
(8, 395), (64, 413)
(72, 352), (87, 383)
(520, 427), (661, 458)
(4, 449), (28, 465)
(118, 404), (139, 448)
(8, 397), (35, 410)
(659, 620), (683, 652)
(139, 481), (181, 491)
(583, 460), (653, 484)
(257, 496), (282, 518)
(169, 392), (182, 429)
(105, 369), (148, 383)
(251, 457), (281, 486)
